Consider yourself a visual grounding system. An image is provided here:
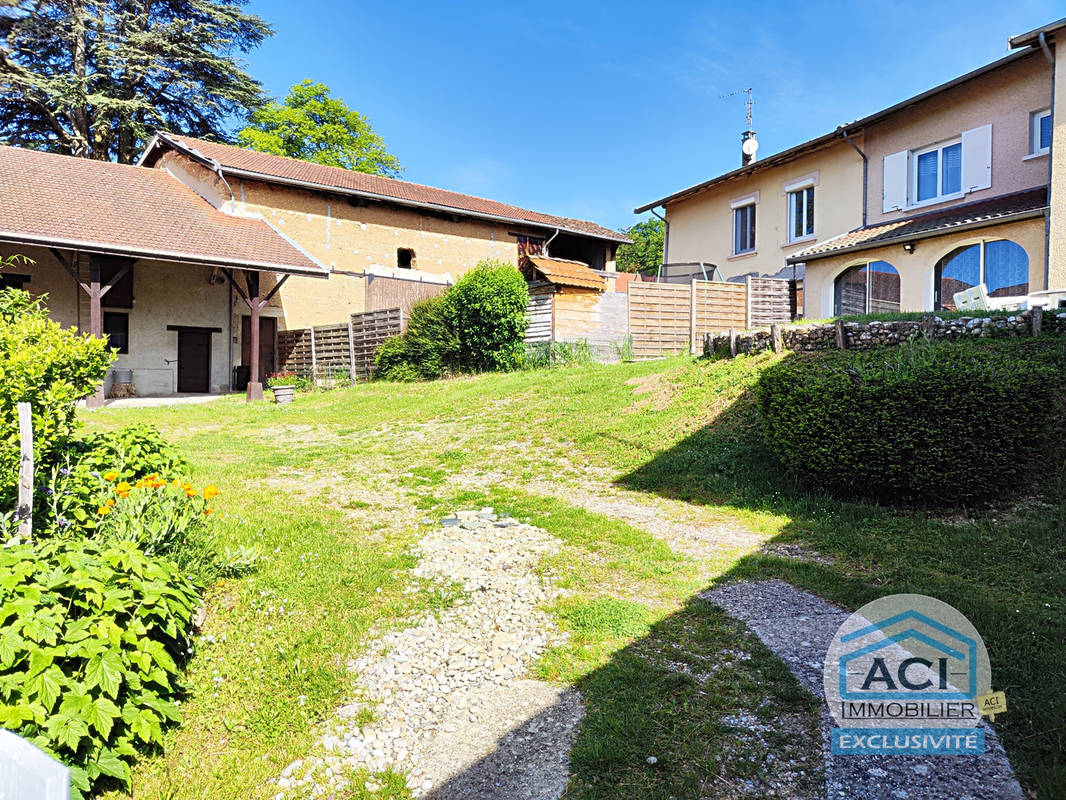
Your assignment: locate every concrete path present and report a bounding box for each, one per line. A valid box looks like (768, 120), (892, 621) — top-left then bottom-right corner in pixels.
(702, 580), (1024, 800)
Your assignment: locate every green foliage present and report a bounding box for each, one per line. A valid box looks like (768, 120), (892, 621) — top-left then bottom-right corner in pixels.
(238, 80), (402, 177)
(445, 261), (529, 373)
(71, 425), (189, 479)
(519, 339), (594, 369)
(266, 371), (310, 391)
(375, 296), (458, 381)
(755, 338), (1066, 504)
(0, 0), (271, 163)
(616, 217), (664, 274)
(0, 282), (113, 511)
(557, 596), (651, 638)
(0, 539), (199, 798)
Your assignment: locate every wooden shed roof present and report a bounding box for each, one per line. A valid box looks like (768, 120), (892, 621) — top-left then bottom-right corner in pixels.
(521, 256), (605, 290)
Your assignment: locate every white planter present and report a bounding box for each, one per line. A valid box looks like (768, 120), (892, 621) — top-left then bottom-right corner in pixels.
(270, 384), (296, 404)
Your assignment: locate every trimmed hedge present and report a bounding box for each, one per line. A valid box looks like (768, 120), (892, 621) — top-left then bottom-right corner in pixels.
(755, 338), (1066, 504)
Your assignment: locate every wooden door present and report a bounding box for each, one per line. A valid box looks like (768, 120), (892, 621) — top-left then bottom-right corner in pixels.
(177, 330), (211, 393)
(241, 316), (277, 384)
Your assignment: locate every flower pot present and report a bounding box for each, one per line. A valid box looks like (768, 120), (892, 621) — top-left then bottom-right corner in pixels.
(270, 384), (296, 404)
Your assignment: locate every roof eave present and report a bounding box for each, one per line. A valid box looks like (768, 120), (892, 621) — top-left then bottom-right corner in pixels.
(1009, 17), (1066, 49)
(786, 207), (1048, 264)
(0, 230), (329, 277)
(145, 133), (629, 244)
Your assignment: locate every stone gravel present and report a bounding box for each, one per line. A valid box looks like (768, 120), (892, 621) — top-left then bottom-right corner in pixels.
(702, 579), (1024, 800)
(272, 509), (583, 799)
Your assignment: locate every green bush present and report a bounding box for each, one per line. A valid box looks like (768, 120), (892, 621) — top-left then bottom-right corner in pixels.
(70, 425), (189, 479)
(0, 285), (113, 510)
(755, 338), (1066, 504)
(0, 539), (199, 798)
(445, 261), (528, 372)
(375, 296), (458, 381)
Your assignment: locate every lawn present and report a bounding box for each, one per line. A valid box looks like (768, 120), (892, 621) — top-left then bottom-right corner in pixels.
(85, 351), (1065, 799)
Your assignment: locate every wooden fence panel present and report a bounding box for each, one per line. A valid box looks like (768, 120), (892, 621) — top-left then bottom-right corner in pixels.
(693, 281), (747, 347)
(747, 277), (796, 327)
(629, 280), (748, 358)
(350, 307), (404, 380)
(277, 328), (314, 376)
(525, 290), (553, 343)
(366, 274), (448, 316)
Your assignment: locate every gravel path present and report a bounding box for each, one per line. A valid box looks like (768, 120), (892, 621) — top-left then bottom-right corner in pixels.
(272, 509), (582, 799)
(702, 580), (1024, 800)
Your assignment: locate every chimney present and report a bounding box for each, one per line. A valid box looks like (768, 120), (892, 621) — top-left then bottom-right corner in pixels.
(741, 130), (759, 166)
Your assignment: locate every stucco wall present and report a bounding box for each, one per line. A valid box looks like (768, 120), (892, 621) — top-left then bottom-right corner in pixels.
(0, 245), (232, 394)
(865, 51), (1052, 226)
(1049, 41), (1066, 289)
(664, 139), (864, 281)
(802, 217), (1046, 318)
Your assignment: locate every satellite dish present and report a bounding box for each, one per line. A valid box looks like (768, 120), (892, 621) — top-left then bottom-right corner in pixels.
(742, 136), (759, 156)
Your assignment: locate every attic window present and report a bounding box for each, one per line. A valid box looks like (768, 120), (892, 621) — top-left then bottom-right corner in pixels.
(397, 248), (415, 269)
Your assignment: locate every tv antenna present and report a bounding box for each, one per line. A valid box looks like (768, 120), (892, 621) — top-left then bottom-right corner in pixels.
(722, 88), (758, 163)
(721, 87), (754, 133)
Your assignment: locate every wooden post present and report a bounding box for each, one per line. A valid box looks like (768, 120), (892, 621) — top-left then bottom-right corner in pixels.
(704, 331), (713, 356)
(835, 319), (847, 350)
(246, 271), (263, 401)
(920, 313), (935, 339)
(770, 323), (782, 353)
(87, 257), (105, 409)
(1032, 305), (1043, 337)
(745, 275), (753, 329)
(347, 319), (357, 384)
(16, 402), (32, 543)
(309, 326), (318, 381)
(728, 328), (737, 358)
(689, 278), (698, 355)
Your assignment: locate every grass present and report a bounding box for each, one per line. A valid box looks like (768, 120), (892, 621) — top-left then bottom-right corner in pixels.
(795, 308), (1024, 325)
(83, 342), (1066, 799)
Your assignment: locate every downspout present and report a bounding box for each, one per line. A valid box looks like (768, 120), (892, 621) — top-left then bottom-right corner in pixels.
(650, 207), (669, 282)
(841, 129), (868, 228)
(211, 158), (237, 213)
(1040, 31), (1054, 290)
(543, 228), (561, 257)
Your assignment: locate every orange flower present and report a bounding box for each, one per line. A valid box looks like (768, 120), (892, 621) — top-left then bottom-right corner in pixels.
(117, 492), (130, 500)
(102, 471), (118, 482)
(204, 507), (213, 516)
(203, 485), (220, 500)
(97, 506), (111, 516)
(105, 498), (115, 507)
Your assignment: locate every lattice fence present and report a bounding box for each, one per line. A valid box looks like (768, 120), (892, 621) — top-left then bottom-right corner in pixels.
(275, 308), (403, 383)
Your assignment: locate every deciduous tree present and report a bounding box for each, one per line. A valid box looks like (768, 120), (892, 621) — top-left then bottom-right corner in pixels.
(616, 217), (665, 274)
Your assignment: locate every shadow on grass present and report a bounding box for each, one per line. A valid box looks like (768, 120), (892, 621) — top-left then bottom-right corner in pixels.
(608, 367), (1066, 797)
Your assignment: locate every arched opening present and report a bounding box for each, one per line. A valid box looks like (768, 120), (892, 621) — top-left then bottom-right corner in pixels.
(833, 260), (901, 316)
(935, 240), (1028, 310)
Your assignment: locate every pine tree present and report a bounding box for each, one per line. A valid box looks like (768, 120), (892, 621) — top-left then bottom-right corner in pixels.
(0, 0), (271, 163)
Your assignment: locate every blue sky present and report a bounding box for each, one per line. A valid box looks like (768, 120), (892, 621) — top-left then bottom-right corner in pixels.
(245, 0), (1061, 231)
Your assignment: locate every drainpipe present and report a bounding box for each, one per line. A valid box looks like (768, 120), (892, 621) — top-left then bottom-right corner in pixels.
(1040, 31), (1054, 290)
(841, 129), (868, 228)
(650, 207), (669, 282)
(543, 228), (561, 257)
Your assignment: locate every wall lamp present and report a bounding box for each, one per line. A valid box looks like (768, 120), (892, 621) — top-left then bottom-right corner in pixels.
(902, 241), (917, 254)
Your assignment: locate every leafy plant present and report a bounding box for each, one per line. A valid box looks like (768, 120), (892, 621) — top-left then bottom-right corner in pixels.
(755, 338), (1066, 504)
(375, 295), (458, 381)
(0, 281), (113, 512)
(445, 261), (529, 373)
(0, 539), (200, 798)
(69, 425), (189, 479)
(266, 371), (309, 391)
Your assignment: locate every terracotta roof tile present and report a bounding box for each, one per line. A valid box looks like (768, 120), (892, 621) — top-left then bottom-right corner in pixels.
(789, 187), (1048, 263)
(148, 133), (630, 244)
(521, 256), (605, 290)
(0, 146), (325, 274)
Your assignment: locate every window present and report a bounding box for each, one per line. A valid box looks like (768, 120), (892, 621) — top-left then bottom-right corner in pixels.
(103, 312), (129, 354)
(935, 240), (1029, 309)
(733, 203), (756, 254)
(787, 186), (814, 241)
(397, 248), (415, 269)
(834, 261), (901, 316)
(1030, 109), (1051, 155)
(912, 139), (962, 205)
(0, 273), (30, 290)
(96, 256), (134, 308)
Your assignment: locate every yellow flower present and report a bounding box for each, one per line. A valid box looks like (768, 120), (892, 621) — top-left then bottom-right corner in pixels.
(115, 481), (132, 493)
(204, 507), (213, 516)
(203, 485), (220, 500)
(105, 498), (115, 507)
(102, 471), (118, 482)
(97, 506), (111, 516)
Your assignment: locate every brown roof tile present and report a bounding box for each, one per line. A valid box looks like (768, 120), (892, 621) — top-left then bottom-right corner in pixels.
(521, 256), (605, 290)
(789, 187), (1048, 263)
(146, 133), (630, 244)
(0, 146), (325, 274)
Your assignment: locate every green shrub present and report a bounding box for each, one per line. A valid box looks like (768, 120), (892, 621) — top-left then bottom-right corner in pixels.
(0, 285), (113, 509)
(755, 338), (1066, 504)
(0, 539), (200, 798)
(445, 261), (528, 372)
(375, 296), (458, 381)
(70, 425), (189, 479)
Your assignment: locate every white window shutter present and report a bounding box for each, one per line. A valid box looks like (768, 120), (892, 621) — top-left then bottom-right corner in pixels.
(882, 150), (908, 212)
(962, 124), (992, 193)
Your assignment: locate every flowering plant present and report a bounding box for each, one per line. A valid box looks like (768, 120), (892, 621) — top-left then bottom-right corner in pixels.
(266, 371), (310, 391)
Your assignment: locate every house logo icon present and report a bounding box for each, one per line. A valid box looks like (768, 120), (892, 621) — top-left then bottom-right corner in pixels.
(823, 594), (992, 756)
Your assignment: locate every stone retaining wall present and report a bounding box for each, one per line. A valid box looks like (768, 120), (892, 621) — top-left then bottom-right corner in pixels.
(707, 310), (1066, 356)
